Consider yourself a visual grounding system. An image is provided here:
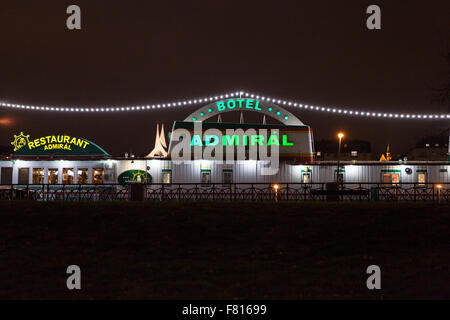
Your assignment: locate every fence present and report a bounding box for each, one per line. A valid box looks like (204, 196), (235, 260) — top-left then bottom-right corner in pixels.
(0, 183), (449, 202)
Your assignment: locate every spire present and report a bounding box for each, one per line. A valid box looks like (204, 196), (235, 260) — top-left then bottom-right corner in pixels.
(448, 129), (450, 161)
(217, 114), (222, 123)
(146, 122), (168, 159)
(262, 115), (266, 125)
(160, 123), (167, 149)
(240, 112), (244, 124)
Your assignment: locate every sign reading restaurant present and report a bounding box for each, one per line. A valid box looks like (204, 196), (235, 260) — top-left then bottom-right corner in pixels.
(11, 132), (109, 156)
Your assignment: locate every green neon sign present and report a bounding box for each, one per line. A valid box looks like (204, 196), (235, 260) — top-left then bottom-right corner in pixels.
(190, 134), (294, 147)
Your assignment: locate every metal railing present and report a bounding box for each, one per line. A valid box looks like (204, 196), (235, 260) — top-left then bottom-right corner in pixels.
(0, 183), (449, 202)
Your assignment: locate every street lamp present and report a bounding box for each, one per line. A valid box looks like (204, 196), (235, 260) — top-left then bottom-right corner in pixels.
(436, 184), (443, 204)
(273, 184), (279, 202)
(337, 132), (345, 183)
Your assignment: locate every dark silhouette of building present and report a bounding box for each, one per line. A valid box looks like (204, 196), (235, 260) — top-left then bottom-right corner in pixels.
(407, 135), (449, 161)
(314, 140), (372, 161)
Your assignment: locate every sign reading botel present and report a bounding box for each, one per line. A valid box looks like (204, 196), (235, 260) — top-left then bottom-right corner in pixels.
(11, 132), (109, 156)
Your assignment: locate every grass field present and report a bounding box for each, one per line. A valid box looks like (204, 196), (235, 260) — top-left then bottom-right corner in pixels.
(0, 201), (449, 299)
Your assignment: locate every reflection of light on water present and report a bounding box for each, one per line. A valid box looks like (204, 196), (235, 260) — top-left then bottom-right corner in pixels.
(0, 118), (13, 126)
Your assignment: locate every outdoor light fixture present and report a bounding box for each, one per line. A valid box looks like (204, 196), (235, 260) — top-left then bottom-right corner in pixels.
(436, 184), (443, 205)
(273, 184), (279, 203)
(336, 132), (345, 183)
(1, 90), (450, 120)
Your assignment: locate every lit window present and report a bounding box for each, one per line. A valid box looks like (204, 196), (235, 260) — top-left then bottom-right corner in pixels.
(351, 151), (358, 157)
(383, 173), (391, 184)
(302, 173), (311, 184)
(201, 171), (211, 184)
(62, 168), (74, 184)
(316, 151), (322, 157)
(32, 168), (44, 184)
(418, 172), (426, 186)
(162, 171), (172, 184)
(392, 173), (400, 185)
(93, 168), (104, 184)
(425, 144), (430, 147)
(48, 169), (59, 185)
(78, 169), (88, 184)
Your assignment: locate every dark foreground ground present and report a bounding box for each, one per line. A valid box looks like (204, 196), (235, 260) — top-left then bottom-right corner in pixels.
(0, 201), (449, 299)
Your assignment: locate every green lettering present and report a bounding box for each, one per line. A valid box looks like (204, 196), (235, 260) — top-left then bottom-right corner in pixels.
(251, 135), (264, 146)
(205, 135), (219, 146)
(268, 134), (280, 146)
(191, 135), (203, 146)
(223, 135), (239, 146)
(282, 135), (294, 146)
(217, 101), (226, 112)
(227, 100), (236, 109)
(246, 99), (254, 109)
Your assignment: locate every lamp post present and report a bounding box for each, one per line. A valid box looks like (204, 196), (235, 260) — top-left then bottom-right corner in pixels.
(436, 184), (443, 204)
(273, 184), (279, 203)
(337, 132), (345, 183)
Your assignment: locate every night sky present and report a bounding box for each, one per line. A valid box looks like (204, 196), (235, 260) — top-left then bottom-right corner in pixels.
(0, 1), (449, 157)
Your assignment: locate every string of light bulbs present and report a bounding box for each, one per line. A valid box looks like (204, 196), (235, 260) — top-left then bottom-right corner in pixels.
(1, 91), (449, 120)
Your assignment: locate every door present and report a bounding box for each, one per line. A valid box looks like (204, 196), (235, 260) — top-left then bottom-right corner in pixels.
(18, 168), (30, 185)
(1, 168), (13, 185)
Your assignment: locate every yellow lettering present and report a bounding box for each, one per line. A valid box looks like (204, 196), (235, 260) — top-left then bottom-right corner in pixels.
(34, 139), (40, 147)
(64, 136), (70, 144)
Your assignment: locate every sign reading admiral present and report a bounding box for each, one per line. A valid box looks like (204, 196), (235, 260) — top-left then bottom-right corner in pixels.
(11, 132), (109, 156)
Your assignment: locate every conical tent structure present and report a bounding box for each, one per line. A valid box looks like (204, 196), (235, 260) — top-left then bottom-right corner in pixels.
(146, 123), (168, 159)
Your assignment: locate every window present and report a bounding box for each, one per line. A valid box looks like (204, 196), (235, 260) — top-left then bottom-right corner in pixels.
(417, 172), (426, 186)
(383, 173), (400, 185)
(316, 151), (321, 157)
(201, 171), (211, 184)
(48, 169), (59, 185)
(222, 171), (233, 184)
(18, 168), (30, 185)
(162, 171), (172, 184)
(302, 173), (311, 184)
(93, 168), (104, 184)
(62, 168), (74, 184)
(1, 167), (13, 185)
(78, 169), (88, 184)
(33, 169), (44, 184)
(351, 151), (358, 157)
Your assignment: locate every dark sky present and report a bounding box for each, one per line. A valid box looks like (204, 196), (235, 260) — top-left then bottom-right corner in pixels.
(0, 0), (449, 157)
